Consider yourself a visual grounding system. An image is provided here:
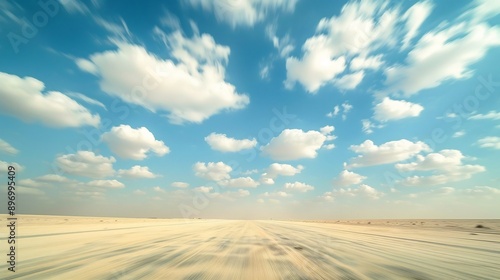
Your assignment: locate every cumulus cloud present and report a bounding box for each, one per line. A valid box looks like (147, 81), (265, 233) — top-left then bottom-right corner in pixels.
(396, 149), (486, 186)
(333, 170), (367, 187)
(452, 130), (466, 138)
(55, 151), (115, 178)
(205, 133), (257, 152)
(0, 72), (100, 128)
(118, 165), (158, 178)
(476, 137), (500, 149)
(153, 186), (166, 193)
(78, 29), (249, 124)
(186, 0), (299, 28)
(194, 186), (213, 193)
(266, 23), (295, 58)
(102, 125), (169, 160)
(260, 163), (303, 185)
(171, 181), (189, 188)
(0, 139), (18, 155)
(218, 177), (260, 188)
(285, 0), (400, 92)
(87, 179), (124, 188)
(261, 191), (291, 198)
(284, 181), (314, 192)
(350, 54), (384, 71)
(334, 184), (383, 200)
(373, 97), (424, 122)
(349, 139), (430, 167)
(401, 0), (433, 50)
(261, 128), (333, 160)
(385, 23), (500, 97)
(193, 161), (232, 181)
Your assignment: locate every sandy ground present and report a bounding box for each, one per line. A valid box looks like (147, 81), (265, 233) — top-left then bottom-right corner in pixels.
(1, 215), (500, 279)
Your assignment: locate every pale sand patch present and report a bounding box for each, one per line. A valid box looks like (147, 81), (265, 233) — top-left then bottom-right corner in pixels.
(1, 215), (499, 279)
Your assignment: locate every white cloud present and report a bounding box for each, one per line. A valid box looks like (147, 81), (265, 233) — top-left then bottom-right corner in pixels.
(476, 137), (500, 150)
(284, 181), (314, 192)
(469, 111), (500, 120)
(334, 71), (365, 90)
(373, 97), (424, 122)
(213, 189), (250, 200)
(186, 0), (299, 28)
(452, 130), (466, 138)
(349, 139), (430, 168)
(327, 102), (353, 120)
(193, 161), (232, 181)
(326, 105), (340, 118)
(401, 0), (433, 49)
(333, 170), (367, 187)
(0, 72), (100, 128)
(260, 163), (303, 184)
(261, 128), (332, 160)
(323, 144), (335, 150)
(171, 181), (189, 188)
(462, 186), (500, 196)
(266, 24), (295, 58)
(65, 92), (106, 109)
(319, 192), (334, 202)
(350, 54), (384, 71)
(396, 149), (486, 186)
(75, 59), (98, 75)
(80, 29), (249, 124)
(320, 125), (334, 135)
(262, 191), (290, 198)
(87, 179), (124, 188)
(59, 0), (90, 14)
(55, 151), (115, 178)
(385, 23), (500, 97)
(194, 186), (213, 193)
(285, 0), (401, 92)
(285, 47), (346, 93)
(205, 133), (257, 152)
(102, 125), (169, 160)
(0, 139), (18, 155)
(334, 184), (383, 200)
(118, 165), (158, 178)
(361, 119), (384, 134)
(153, 186), (166, 193)
(133, 189), (146, 195)
(341, 102), (353, 120)
(218, 177), (260, 188)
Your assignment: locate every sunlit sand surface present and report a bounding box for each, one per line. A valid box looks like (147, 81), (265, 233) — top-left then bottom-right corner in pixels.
(2, 215), (500, 279)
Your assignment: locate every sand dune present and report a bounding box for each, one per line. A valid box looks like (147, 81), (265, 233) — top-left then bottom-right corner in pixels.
(2, 215), (500, 279)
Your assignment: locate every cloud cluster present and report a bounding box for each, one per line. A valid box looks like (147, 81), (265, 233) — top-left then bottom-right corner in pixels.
(118, 165), (158, 178)
(260, 163), (303, 185)
(205, 133), (257, 152)
(55, 151), (115, 178)
(193, 161), (232, 181)
(0, 72), (100, 128)
(396, 149), (485, 186)
(102, 125), (169, 160)
(186, 0), (300, 28)
(261, 127), (335, 160)
(349, 139), (430, 167)
(78, 29), (249, 124)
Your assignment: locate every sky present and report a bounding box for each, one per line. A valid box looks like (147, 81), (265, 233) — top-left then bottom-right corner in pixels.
(0, 0), (499, 219)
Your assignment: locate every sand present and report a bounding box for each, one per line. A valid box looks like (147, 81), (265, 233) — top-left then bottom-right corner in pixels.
(1, 215), (499, 279)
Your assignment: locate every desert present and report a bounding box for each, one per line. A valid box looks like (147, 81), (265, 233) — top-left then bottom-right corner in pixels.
(1, 215), (499, 279)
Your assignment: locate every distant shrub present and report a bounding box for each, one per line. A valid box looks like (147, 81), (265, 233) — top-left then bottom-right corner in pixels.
(475, 224), (490, 229)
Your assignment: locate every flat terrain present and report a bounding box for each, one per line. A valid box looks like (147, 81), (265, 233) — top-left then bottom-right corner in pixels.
(2, 215), (500, 279)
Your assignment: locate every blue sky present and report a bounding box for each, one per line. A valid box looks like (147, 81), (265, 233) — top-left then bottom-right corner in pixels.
(0, 0), (499, 219)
